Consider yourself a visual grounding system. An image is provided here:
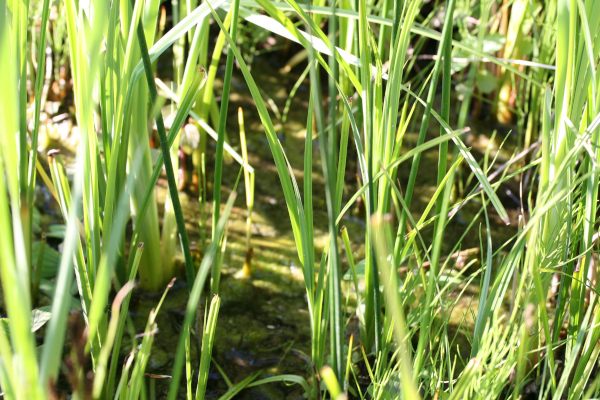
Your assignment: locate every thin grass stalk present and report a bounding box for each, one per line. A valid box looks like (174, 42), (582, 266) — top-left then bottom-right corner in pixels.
(304, 38), (331, 397)
(303, 93), (322, 382)
(127, 313), (158, 400)
(26, 0), (51, 272)
(410, 0), (458, 376)
(102, 1), (119, 172)
(15, 0), (31, 275)
(434, 0), (454, 195)
(0, 3), (41, 393)
(185, 328), (193, 400)
(92, 249), (141, 399)
(335, 104), (351, 216)
(238, 108), (255, 251)
(161, 126), (181, 281)
(191, 8), (212, 176)
(46, 151), (97, 352)
(371, 215), (420, 400)
(341, 227), (363, 327)
(196, 10), (233, 150)
(34, 152), (80, 393)
(212, 0), (241, 293)
(357, 0), (381, 354)
(425, 0), (457, 386)
(343, 334), (353, 393)
(173, 0), (185, 84)
(162, 0), (187, 281)
(304, 82), (316, 301)
(195, 295), (221, 400)
(376, 0), (392, 59)
(31, 232), (46, 304)
(167, 193), (236, 400)
(337, 0), (355, 99)
(570, 0), (600, 353)
(106, 243), (145, 398)
(471, 193), (494, 356)
(376, 0), (419, 218)
(217, 371), (263, 400)
(325, 0), (344, 381)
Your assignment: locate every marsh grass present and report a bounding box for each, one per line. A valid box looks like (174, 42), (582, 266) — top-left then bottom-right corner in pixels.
(2, 0), (600, 399)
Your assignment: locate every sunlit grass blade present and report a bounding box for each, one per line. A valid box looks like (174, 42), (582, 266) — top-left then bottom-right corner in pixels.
(38, 150), (85, 388)
(105, 243), (145, 399)
(211, 0), (241, 293)
(195, 294), (221, 400)
(371, 214), (420, 400)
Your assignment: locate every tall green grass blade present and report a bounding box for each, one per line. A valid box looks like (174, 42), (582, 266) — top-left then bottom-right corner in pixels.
(211, 0), (241, 293)
(38, 151), (83, 388)
(93, 276), (138, 399)
(357, 0), (381, 355)
(26, 0), (52, 250)
(0, 4), (41, 391)
(471, 194), (494, 356)
(106, 243), (145, 399)
(371, 215), (420, 400)
(167, 193), (236, 400)
(194, 294), (221, 400)
(46, 151), (96, 355)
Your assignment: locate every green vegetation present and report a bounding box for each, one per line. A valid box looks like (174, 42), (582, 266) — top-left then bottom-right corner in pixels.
(1, 0), (600, 398)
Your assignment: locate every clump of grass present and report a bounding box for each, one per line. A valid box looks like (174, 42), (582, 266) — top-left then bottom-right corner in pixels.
(3, 0), (600, 398)
(216, 0), (600, 398)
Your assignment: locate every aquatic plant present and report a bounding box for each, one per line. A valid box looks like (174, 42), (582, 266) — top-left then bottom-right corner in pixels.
(2, 0), (600, 398)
